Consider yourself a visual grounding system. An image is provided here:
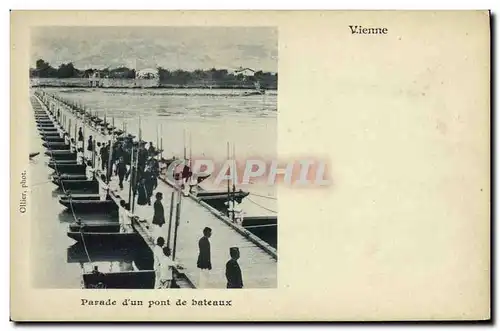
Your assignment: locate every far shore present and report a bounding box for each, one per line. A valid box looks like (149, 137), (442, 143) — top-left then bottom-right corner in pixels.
(31, 84), (278, 90)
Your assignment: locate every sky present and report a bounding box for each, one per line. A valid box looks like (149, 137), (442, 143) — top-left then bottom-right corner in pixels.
(31, 26), (278, 73)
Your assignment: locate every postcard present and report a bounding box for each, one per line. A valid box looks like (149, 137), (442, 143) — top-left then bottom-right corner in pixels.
(10, 10), (490, 321)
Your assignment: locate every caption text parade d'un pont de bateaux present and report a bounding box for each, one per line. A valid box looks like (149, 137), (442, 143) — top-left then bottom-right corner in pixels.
(81, 298), (233, 308)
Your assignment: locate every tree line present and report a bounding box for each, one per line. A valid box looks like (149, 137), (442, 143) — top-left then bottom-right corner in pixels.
(30, 59), (278, 89)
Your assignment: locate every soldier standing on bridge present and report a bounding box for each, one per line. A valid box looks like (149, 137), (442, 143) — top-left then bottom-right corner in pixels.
(78, 127), (84, 150)
(152, 192), (165, 240)
(225, 247), (243, 288)
(197, 227), (212, 288)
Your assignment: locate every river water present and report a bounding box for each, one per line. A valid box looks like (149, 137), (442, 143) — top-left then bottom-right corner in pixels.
(29, 87), (277, 288)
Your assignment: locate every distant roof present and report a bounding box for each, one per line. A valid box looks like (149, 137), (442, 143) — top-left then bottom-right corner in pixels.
(136, 68), (158, 74)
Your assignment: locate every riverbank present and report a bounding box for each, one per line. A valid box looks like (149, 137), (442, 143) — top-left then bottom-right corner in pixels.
(32, 84), (277, 90)
(30, 78), (277, 90)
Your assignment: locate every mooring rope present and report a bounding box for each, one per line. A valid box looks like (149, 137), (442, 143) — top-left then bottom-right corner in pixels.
(246, 197), (277, 214)
(249, 192), (277, 200)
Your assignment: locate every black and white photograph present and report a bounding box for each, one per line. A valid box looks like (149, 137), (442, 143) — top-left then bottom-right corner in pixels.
(29, 26), (278, 289)
(11, 10), (491, 322)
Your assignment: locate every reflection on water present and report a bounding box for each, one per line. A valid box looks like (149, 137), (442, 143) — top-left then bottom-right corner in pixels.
(30, 88), (277, 288)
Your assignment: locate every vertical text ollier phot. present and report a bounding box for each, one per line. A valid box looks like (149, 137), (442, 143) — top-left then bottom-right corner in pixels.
(19, 170), (27, 213)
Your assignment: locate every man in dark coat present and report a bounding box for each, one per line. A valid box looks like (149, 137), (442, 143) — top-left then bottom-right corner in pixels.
(116, 156), (128, 190)
(197, 227), (212, 288)
(100, 143), (109, 172)
(152, 192), (165, 239)
(225, 247), (243, 288)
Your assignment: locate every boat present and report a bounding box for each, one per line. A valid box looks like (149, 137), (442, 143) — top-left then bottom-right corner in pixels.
(52, 174), (87, 183)
(48, 159), (79, 165)
(42, 141), (69, 147)
(53, 179), (99, 191)
(242, 90), (265, 96)
(43, 143), (71, 151)
(45, 151), (76, 160)
(58, 197), (118, 212)
(49, 163), (86, 174)
(41, 136), (65, 143)
(37, 124), (57, 128)
(242, 216), (277, 227)
(243, 217), (277, 249)
(38, 128), (59, 133)
(29, 152), (40, 159)
(67, 242), (136, 263)
(59, 193), (101, 201)
(82, 269), (156, 289)
(66, 222), (139, 245)
(196, 189), (250, 210)
(68, 221), (121, 233)
(39, 132), (61, 138)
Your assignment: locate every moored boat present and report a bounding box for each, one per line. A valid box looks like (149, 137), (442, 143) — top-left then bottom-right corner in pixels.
(43, 144), (71, 151)
(39, 132), (61, 138)
(197, 189), (250, 210)
(242, 216), (277, 227)
(37, 123), (57, 128)
(52, 173), (87, 182)
(29, 152), (40, 159)
(41, 136), (65, 143)
(66, 222), (139, 245)
(45, 150), (76, 160)
(67, 242), (135, 263)
(58, 197), (117, 212)
(50, 167), (86, 175)
(48, 161), (85, 174)
(82, 269), (156, 289)
(38, 126), (58, 132)
(53, 179), (99, 191)
(42, 141), (69, 148)
(59, 193), (101, 201)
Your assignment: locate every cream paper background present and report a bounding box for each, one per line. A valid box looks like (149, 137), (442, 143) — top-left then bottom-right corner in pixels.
(10, 10), (490, 321)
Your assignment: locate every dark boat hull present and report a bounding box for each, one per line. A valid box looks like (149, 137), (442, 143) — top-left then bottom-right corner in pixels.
(45, 151), (76, 160)
(69, 222), (121, 232)
(197, 190), (250, 210)
(58, 199), (117, 212)
(82, 270), (155, 289)
(67, 242), (135, 263)
(38, 128), (59, 133)
(40, 133), (62, 139)
(54, 179), (99, 191)
(67, 244), (137, 264)
(48, 159), (78, 165)
(52, 174), (87, 185)
(42, 142), (69, 148)
(41, 137), (65, 143)
(60, 194), (101, 201)
(67, 231), (139, 245)
(48, 163), (86, 174)
(37, 124), (56, 129)
(242, 216), (277, 227)
(44, 145), (71, 151)
(29, 152), (40, 159)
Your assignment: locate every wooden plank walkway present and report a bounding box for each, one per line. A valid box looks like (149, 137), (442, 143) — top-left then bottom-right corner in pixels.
(36, 91), (278, 289)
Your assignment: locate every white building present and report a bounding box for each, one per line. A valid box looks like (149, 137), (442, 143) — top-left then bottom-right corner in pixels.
(135, 68), (159, 79)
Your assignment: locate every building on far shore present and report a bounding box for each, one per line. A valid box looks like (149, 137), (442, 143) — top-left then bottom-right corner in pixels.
(89, 71), (103, 87)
